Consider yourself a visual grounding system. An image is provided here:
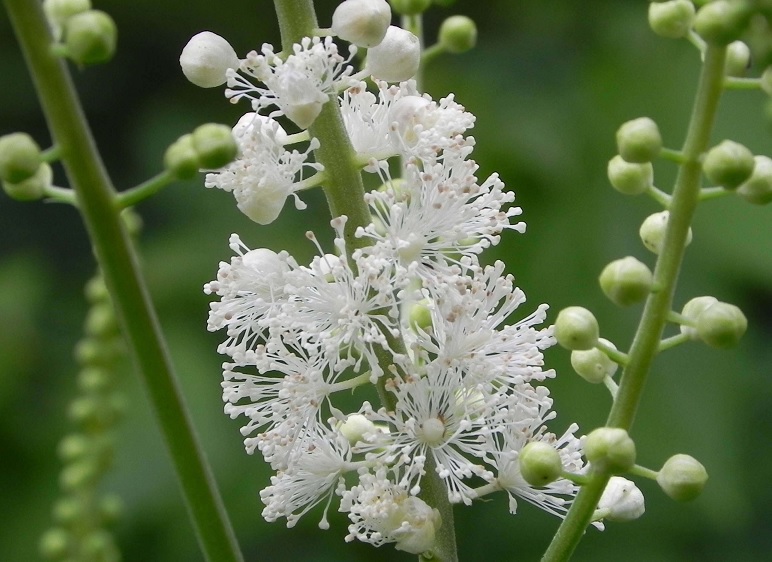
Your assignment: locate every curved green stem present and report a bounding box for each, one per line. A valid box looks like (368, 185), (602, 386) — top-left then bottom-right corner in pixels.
(115, 170), (176, 209)
(542, 44), (728, 562)
(3, 2), (243, 561)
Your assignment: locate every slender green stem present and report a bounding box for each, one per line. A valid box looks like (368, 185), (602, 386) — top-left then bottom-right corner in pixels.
(658, 333), (691, 352)
(595, 340), (629, 367)
(698, 186), (731, 201)
(541, 45), (728, 562)
(43, 185), (78, 205)
(659, 147), (687, 164)
(115, 170), (176, 209)
(41, 145), (61, 163)
(647, 185), (673, 209)
(628, 464), (660, 481)
(3, 2), (243, 561)
(723, 76), (761, 90)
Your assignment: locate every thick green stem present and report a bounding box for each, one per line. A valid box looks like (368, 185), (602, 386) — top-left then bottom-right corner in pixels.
(541, 45), (727, 562)
(4, 2), (243, 561)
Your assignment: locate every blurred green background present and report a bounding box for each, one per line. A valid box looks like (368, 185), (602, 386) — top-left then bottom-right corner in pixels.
(1, 1), (771, 560)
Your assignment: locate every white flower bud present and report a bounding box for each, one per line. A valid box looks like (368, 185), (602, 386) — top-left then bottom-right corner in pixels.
(648, 0), (695, 39)
(571, 338), (618, 384)
(554, 306), (599, 350)
(657, 454), (708, 502)
(332, 0), (391, 48)
(180, 31), (239, 88)
(725, 41), (751, 77)
(607, 155), (653, 195)
(599, 256), (653, 307)
(366, 26), (420, 82)
(391, 497), (440, 555)
(597, 477), (645, 522)
(639, 210), (692, 255)
(339, 414), (377, 444)
(679, 296), (718, 340)
(584, 427), (636, 474)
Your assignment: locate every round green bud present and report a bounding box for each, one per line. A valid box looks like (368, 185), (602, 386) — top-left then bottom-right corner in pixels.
(408, 300), (433, 332)
(648, 0), (696, 39)
(583, 427), (636, 474)
(192, 123), (238, 169)
(84, 276), (109, 304)
(725, 41), (751, 77)
(570, 338), (618, 384)
(599, 256), (653, 307)
(761, 67), (772, 96)
(736, 155), (772, 205)
(607, 155), (653, 195)
(519, 442), (563, 487)
(702, 140), (755, 189)
(554, 306), (599, 350)
(679, 295), (718, 339)
(657, 454), (708, 501)
(2, 162), (51, 201)
(52, 497), (87, 525)
(59, 459), (99, 491)
(616, 117), (662, 163)
(639, 210), (692, 255)
(438, 16), (477, 54)
(77, 366), (112, 393)
(85, 302), (118, 337)
(64, 10), (117, 66)
(0, 132), (42, 183)
(57, 432), (91, 461)
(82, 530), (119, 561)
(99, 493), (124, 524)
(597, 476), (645, 522)
(390, 0), (431, 15)
(695, 300), (747, 348)
(694, 0), (749, 46)
(164, 134), (200, 179)
(43, 0), (91, 38)
(39, 527), (71, 560)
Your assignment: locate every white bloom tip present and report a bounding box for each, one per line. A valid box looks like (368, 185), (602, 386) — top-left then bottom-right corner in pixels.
(180, 31), (239, 88)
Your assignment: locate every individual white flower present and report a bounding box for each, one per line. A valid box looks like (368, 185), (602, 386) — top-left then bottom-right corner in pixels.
(226, 36), (356, 128)
(341, 467), (441, 554)
(180, 31), (240, 88)
(596, 476), (645, 522)
(204, 113), (322, 224)
(332, 0), (392, 48)
(366, 26), (420, 82)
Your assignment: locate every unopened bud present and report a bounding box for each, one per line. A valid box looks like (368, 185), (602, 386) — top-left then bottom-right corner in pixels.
(39, 527), (71, 560)
(390, 0), (432, 15)
(64, 10), (117, 65)
(519, 442), (563, 487)
(737, 155), (772, 205)
(584, 427), (636, 474)
(599, 256), (653, 307)
(164, 134), (200, 180)
(607, 155), (653, 195)
(339, 414), (376, 444)
(616, 117), (662, 163)
(725, 41), (751, 77)
(571, 338), (618, 384)
(679, 296), (718, 339)
(2, 162), (51, 201)
(648, 0), (695, 39)
(597, 476), (645, 522)
(192, 123), (238, 169)
(695, 300), (747, 349)
(0, 132), (42, 184)
(392, 497), (440, 555)
(694, 0), (749, 46)
(408, 300), (433, 332)
(180, 31), (239, 88)
(43, 0), (91, 39)
(438, 16), (477, 53)
(332, 0), (391, 48)
(366, 26), (421, 82)
(639, 210), (692, 255)
(554, 306), (599, 350)
(657, 454), (708, 501)
(703, 140), (755, 190)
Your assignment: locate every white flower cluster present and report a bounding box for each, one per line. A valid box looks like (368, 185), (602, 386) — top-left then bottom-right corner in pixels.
(190, 0), (585, 555)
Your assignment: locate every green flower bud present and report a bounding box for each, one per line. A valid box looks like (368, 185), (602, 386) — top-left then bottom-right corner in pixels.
(554, 306), (599, 350)
(99, 493), (124, 524)
(84, 275), (109, 304)
(164, 134), (200, 180)
(81, 530), (119, 560)
(570, 338), (618, 384)
(332, 0), (391, 48)
(85, 302), (118, 337)
(761, 66), (772, 96)
(703, 140), (755, 189)
(52, 497), (87, 525)
(408, 300), (433, 332)
(597, 476), (645, 522)
(616, 117), (662, 163)
(639, 210), (692, 255)
(695, 300), (747, 348)
(390, 0), (431, 15)
(192, 123), (238, 169)
(657, 454), (708, 501)
(519, 441), (563, 486)
(725, 41), (751, 77)
(679, 296), (718, 339)
(694, 0), (749, 46)
(43, 0), (91, 40)
(0, 132), (42, 183)
(607, 155), (653, 195)
(438, 16), (477, 54)
(584, 427), (636, 473)
(77, 367), (112, 393)
(64, 10), (117, 66)
(60, 459), (99, 491)
(57, 433), (91, 461)
(737, 155), (772, 205)
(2, 162), (51, 201)
(648, 0), (696, 39)
(599, 256), (653, 307)
(39, 527), (71, 560)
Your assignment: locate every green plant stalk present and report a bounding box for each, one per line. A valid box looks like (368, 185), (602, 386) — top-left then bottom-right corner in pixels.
(3, 2), (243, 561)
(541, 45), (728, 562)
(272, 1), (458, 560)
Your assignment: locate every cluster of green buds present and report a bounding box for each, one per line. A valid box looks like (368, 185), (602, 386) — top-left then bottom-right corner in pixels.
(0, 132), (51, 201)
(39, 269), (128, 562)
(164, 123), (238, 180)
(44, 0), (117, 66)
